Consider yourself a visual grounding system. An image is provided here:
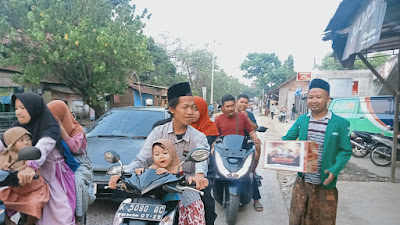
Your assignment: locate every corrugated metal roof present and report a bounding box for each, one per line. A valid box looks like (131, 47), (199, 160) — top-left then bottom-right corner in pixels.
(0, 71), (21, 87)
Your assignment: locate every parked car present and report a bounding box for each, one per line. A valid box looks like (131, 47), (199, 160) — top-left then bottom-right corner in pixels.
(86, 106), (170, 199)
(328, 96), (397, 136)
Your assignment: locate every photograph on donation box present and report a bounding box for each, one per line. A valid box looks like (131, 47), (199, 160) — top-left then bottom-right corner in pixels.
(264, 141), (319, 173)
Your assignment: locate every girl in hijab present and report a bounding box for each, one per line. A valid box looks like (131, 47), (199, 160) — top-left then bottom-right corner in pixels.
(0, 93), (76, 225)
(0, 127), (49, 225)
(47, 100), (96, 221)
(135, 139), (205, 225)
(191, 96), (220, 147)
(190, 96), (219, 224)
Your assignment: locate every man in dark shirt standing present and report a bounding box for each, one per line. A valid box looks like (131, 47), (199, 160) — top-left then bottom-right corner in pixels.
(235, 93), (261, 170)
(214, 94), (263, 212)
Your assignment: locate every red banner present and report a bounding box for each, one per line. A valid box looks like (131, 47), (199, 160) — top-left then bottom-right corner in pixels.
(352, 81), (359, 95)
(297, 72), (312, 81)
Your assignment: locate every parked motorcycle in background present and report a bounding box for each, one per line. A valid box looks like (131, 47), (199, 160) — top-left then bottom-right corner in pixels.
(350, 131), (377, 158)
(370, 134), (400, 166)
(103, 148), (209, 225)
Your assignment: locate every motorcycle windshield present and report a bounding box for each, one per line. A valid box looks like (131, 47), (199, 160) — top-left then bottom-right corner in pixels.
(127, 169), (182, 195)
(222, 135), (244, 151)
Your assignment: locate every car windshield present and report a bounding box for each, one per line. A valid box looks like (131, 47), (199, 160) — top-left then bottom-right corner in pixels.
(87, 109), (164, 138)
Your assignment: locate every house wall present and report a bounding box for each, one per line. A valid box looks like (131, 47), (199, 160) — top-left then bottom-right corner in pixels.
(133, 90), (153, 106)
(110, 88), (133, 108)
(278, 80), (309, 112)
(312, 70), (376, 97)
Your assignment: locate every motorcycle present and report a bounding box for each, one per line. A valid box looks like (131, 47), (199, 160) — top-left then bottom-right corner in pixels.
(279, 111), (287, 123)
(369, 134), (400, 166)
(213, 126), (267, 225)
(103, 147), (210, 225)
(350, 131), (377, 158)
(0, 146), (41, 225)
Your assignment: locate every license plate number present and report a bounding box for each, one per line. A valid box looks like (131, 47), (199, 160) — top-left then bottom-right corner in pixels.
(116, 203), (166, 221)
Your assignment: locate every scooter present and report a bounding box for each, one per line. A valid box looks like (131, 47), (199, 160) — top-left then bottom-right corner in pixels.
(279, 111), (287, 123)
(369, 134), (400, 166)
(104, 148), (210, 225)
(0, 146), (41, 225)
(213, 126), (267, 225)
(350, 131), (377, 158)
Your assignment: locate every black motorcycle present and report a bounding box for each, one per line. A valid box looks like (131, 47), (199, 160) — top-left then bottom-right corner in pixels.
(350, 131), (377, 158)
(369, 134), (400, 166)
(213, 126), (267, 225)
(0, 146), (41, 225)
(103, 148), (209, 225)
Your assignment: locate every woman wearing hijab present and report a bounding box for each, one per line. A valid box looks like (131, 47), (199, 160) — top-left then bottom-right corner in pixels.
(191, 96), (219, 225)
(191, 96), (220, 147)
(0, 93), (76, 225)
(47, 100), (96, 221)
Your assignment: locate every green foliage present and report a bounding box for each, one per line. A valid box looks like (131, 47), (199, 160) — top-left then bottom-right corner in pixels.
(140, 37), (184, 86)
(0, 0), (152, 114)
(317, 52), (390, 70)
(240, 53), (295, 92)
(213, 70), (246, 104)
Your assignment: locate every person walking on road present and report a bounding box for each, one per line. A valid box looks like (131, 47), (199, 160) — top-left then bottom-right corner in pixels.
(282, 79), (352, 225)
(291, 103), (297, 120)
(270, 103), (276, 120)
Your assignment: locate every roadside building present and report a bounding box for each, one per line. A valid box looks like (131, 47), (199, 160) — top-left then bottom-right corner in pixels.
(109, 82), (168, 108)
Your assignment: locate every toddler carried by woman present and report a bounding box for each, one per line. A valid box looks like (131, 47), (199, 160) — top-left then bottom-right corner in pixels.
(0, 127), (49, 225)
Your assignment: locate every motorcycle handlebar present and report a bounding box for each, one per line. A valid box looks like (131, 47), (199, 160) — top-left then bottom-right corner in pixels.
(176, 185), (204, 196)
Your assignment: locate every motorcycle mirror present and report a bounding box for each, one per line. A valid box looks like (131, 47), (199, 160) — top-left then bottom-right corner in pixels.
(103, 151), (120, 163)
(256, 126), (267, 132)
(187, 148), (210, 163)
(16, 146), (41, 161)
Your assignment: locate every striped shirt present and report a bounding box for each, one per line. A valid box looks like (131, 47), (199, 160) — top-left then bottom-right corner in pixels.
(304, 111), (332, 184)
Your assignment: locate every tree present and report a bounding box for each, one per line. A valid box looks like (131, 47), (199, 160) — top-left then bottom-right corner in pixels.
(0, 0), (152, 116)
(213, 70), (247, 104)
(240, 53), (295, 92)
(317, 52), (390, 70)
(141, 37), (187, 86)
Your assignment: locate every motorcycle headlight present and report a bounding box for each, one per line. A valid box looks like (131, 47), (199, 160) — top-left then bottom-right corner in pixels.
(235, 154), (253, 178)
(107, 165), (129, 175)
(215, 151), (230, 178)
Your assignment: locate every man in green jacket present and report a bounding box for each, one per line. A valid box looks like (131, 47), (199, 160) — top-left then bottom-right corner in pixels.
(282, 79), (352, 225)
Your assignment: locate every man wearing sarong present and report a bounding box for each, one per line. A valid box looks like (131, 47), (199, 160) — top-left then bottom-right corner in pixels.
(282, 79), (352, 225)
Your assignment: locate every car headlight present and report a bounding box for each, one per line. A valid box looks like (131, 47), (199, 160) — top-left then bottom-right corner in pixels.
(215, 151), (230, 178)
(107, 165), (129, 175)
(235, 154), (253, 178)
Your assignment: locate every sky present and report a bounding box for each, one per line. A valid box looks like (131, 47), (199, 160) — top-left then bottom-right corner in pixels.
(133, 0), (343, 85)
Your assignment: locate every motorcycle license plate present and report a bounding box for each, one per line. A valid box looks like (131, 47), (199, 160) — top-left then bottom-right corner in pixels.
(116, 203), (166, 221)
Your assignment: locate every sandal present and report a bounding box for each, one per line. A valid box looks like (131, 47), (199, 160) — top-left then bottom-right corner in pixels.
(253, 201), (263, 212)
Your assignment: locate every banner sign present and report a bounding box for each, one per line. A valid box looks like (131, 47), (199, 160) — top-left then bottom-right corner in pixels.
(342, 0), (387, 60)
(297, 72), (312, 81)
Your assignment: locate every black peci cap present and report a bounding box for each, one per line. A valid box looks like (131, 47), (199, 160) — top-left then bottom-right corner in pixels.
(167, 82), (192, 102)
(309, 78), (330, 94)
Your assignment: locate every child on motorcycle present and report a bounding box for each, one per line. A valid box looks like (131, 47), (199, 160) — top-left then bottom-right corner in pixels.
(135, 139), (205, 225)
(0, 127), (49, 225)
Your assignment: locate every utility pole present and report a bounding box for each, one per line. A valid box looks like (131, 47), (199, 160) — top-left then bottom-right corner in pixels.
(210, 40), (215, 106)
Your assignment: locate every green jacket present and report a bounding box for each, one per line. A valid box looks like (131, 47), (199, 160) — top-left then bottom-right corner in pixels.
(282, 112), (352, 189)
